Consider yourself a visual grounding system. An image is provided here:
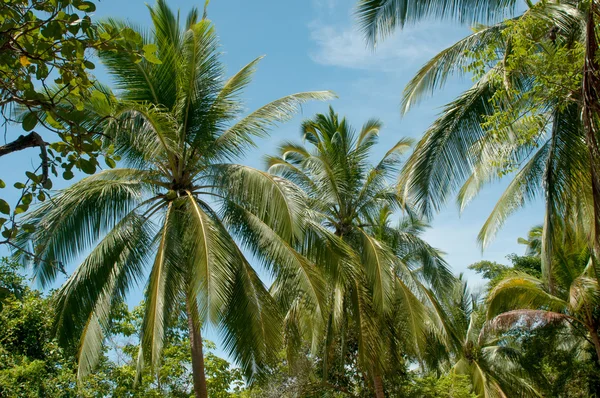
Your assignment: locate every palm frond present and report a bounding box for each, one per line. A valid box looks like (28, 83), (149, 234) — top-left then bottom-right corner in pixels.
(401, 21), (508, 114)
(178, 19), (223, 146)
(210, 91), (336, 160)
(487, 274), (568, 318)
(399, 68), (499, 219)
(53, 213), (153, 380)
(140, 203), (184, 372)
(17, 169), (154, 286)
(356, 227), (395, 313)
(356, 0), (518, 45)
(477, 140), (549, 249)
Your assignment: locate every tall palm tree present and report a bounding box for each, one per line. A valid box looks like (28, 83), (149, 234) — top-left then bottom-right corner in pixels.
(17, 2), (333, 397)
(425, 277), (540, 397)
(266, 107), (453, 397)
(357, 0), (598, 285)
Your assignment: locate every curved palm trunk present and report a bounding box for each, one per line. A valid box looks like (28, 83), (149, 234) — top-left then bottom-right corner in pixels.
(582, 2), (600, 276)
(590, 329), (600, 364)
(373, 373), (385, 398)
(186, 296), (208, 398)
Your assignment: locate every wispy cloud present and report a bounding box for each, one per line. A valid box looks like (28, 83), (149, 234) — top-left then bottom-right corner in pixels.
(308, 15), (469, 72)
(312, 0), (338, 11)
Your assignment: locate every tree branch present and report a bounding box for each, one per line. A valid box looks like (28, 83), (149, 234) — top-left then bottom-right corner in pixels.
(0, 132), (48, 182)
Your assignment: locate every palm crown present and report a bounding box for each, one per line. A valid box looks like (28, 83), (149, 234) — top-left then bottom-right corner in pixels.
(17, 0), (333, 394)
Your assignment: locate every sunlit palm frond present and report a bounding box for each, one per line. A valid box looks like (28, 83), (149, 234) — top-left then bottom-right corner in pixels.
(356, 0), (519, 45)
(210, 91), (336, 160)
(401, 21), (509, 114)
(140, 203), (184, 372)
(16, 170), (155, 286)
(53, 212), (154, 380)
(400, 68), (500, 219)
(487, 274), (569, 318)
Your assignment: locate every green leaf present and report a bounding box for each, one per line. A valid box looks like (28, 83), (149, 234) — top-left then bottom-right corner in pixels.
(21, 193), (33, 205)
(76, 1), (96, 12)
(91, 90), (106, 101)
(22, 223), (36, 233)
(25, 171), (40, 183)
(121, 27), (142, 44)
(79, 159), (96, 174)
(142, 43), (158, 54)
(46, 113), (65, 129)
(15, 204), (29, 214)
(42, 179), (53, 189)
(0, 180), (5, 189)
(143, 43), (162, 65)
(63, 170), (74, 180)
(105, 157), (116, 169)
(22, 112), (38, 132)
(14, 182), (25, 189)
(0, 199), (9, 215)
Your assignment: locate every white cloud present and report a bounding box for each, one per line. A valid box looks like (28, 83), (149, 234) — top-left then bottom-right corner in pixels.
(309, 21), (466, 72)
(312, 0), (338, 11)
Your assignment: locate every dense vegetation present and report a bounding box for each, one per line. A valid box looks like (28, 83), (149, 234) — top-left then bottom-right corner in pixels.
(2, 0), (600, 396)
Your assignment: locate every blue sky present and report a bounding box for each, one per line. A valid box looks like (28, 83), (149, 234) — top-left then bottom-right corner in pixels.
(0, 0), (542, 359)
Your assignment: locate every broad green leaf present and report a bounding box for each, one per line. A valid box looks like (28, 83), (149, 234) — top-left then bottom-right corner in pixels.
(22, 112), (38, 132)
(0, 200), (9, 215)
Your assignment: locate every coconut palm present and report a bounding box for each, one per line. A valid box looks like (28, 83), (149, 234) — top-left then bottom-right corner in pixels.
(424, 277), (541, 397)
(357, 0), (599, 286)
(266, 107), (453, 397)
(487, 223), (600, 363)
(356, 0), (600, 294)
(16, 1), (333, 397)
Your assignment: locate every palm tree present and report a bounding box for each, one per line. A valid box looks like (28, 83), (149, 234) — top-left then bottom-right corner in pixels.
(517, 225), (543, 257)
(357, 0), (598, 287)
(266, 107), (453, 397)
(487, 223), (600, 363)
(16, 1), (333, 397)
(425, 277), (540, 397)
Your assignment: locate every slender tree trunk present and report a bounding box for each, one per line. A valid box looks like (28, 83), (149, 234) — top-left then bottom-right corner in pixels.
(582, 2), (600, 272)
(186, 296), (208, 398)
(373, 373), (385, 398)
(590, 328), (600, 364)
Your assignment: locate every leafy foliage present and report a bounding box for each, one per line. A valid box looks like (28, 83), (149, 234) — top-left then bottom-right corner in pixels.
(0, 257), (246, 397)
(0, 0), (156, 244)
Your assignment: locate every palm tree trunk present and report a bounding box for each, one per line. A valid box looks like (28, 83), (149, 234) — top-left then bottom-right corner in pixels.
(582, 2), (600, 272)
(373, 373), (385, 398)
(186, 296), (208, 398)
(590, 328), (600, 364)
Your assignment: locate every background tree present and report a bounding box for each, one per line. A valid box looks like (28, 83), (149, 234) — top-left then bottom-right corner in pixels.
(486, 227), (600, 363)
(266, 107), (453, 397)
(468, 226), (600, 397)
(0, 257), (246, 398)
(423, 277), (540, 397)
